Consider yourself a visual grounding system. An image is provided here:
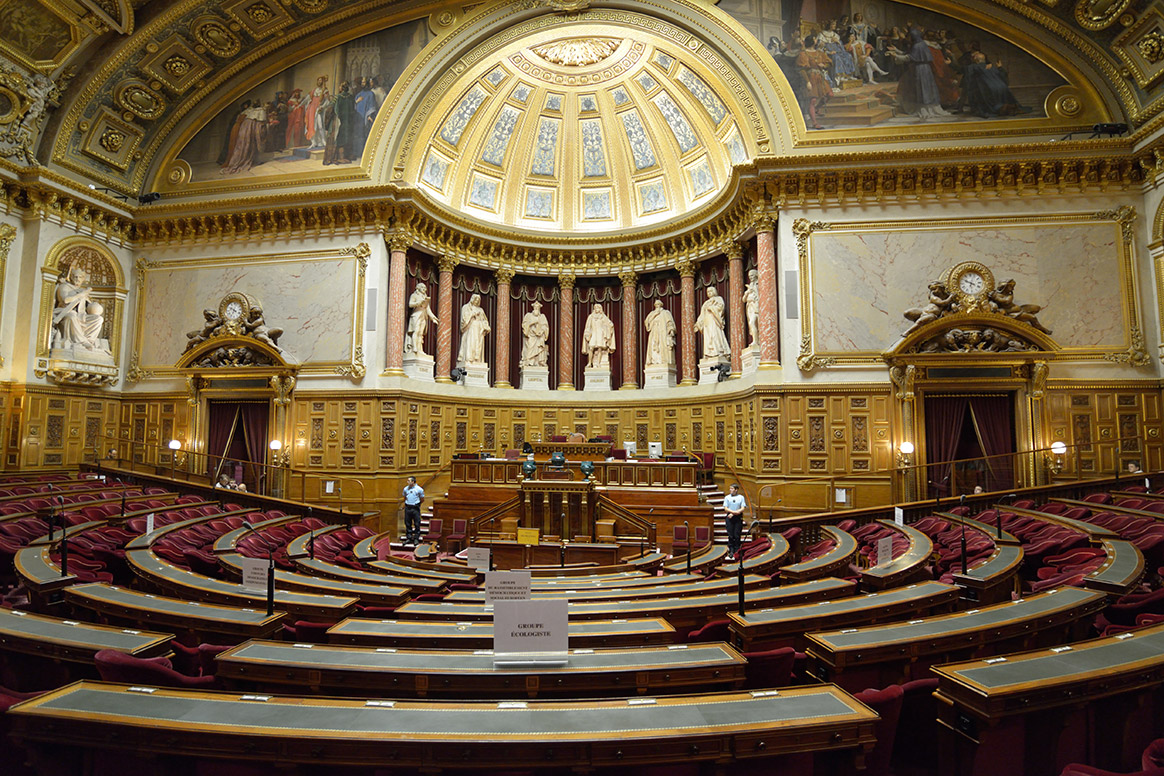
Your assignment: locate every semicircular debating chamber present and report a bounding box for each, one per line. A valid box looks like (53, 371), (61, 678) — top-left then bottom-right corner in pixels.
(1, 0), (1164, 772)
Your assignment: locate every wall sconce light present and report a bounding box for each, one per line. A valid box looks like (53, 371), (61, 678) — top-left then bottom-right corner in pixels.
(269, 439), (289, 467)
(167, 439), (185, 467)
(1047, 441), (1066, 476)
(897, 441), (915, 468)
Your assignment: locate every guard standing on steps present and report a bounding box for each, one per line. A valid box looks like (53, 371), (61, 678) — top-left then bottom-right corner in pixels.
(723, 483), (747, 560)
(403, 475), (425, 545)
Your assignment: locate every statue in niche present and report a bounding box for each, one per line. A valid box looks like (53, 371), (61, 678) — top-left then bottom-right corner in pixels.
(581, 303), (616, 369)
(644, 299), (676, 367)
(51, 266), (111, 355)
(403, 281), (438, 358)
(457, 293), (490, 366)
(743, 269), (760, 346)
(988, 279), (1052, 334)
(520, 301), (550, 368)
(695, 287), (731, 359)
(903, 280), (955, 335)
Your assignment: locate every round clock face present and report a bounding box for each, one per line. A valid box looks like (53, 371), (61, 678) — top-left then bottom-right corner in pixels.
(958, 271), (985, 295)
(223, 301), (243, 321)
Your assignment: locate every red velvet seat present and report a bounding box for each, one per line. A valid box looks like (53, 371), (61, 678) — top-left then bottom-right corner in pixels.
(854, 684), (904, 776)
(741, 647), (795, 689)
(671, 525), (689, 555)
(94, 649), (221, 689)
(446, 519), (468, 552)
(685, 618), (730, 643)
(422, 518), (444, 548)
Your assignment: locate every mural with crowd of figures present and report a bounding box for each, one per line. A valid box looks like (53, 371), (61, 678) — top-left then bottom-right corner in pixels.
(177, 19), (430, 182)
(718, 0), (1065, 129)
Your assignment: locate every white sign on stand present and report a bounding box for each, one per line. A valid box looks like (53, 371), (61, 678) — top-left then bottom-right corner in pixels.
(485, 571), (531, 605)
(894, 507), (904, 526)
(877, 536), (894, 566)
(144, 513), (155, 536)
(493, 598), (568, 665)
(239, 556), (269, 593)
(835, 488), (848, 504)
(466, 547), (490, 572)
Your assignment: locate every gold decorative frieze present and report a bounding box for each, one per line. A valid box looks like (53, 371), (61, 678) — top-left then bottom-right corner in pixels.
(221, 0), (294, 39)
(114, 79), (166, 121)
(1074, 0), (1133, 31)
(80, 107), (142, 170)
(190, 16), (242, 58)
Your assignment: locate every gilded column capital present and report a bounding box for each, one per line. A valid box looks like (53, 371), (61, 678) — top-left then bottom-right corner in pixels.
(559, 272), (576, 290)
(676, 259), (696, 278)
(754, 213), (777, 233)
(495, 267), (516, 284)
(437, 255), (459, 273)
(618, 270), (637, 288)
(725, 242), (744, 261)
(387, 232), (411, 253)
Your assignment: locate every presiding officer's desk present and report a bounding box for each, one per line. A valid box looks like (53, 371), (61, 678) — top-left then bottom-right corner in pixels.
(214, 641), (747, 698)
(7, 681), (878, 772)
(804, 586), (1107, 691)
(728, 581), (961, 651)
(932, 621), (1164, 776)
(328, 617), (678, 648)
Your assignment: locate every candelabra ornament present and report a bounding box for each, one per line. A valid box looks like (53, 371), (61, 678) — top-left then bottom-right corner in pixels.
(897, 441), (915, 468)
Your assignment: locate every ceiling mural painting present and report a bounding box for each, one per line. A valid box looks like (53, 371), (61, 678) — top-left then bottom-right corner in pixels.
(172, 18), (430, 184)
(719, 0), (1089, 131)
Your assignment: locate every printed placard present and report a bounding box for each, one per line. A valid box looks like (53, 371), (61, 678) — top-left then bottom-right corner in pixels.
(493, 598), (568, 655)
(516, 527), (540, 546)
(877, 535), (894, 566)
(894, 507), (904, 526)
(239, 556), (269, 593)
(466, 547), (490, 572)
(144, 513), (155, 536)
(485, 570), (531, 604)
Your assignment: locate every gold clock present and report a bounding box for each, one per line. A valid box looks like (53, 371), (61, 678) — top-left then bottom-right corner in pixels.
(218, 292), (252, 335)
(945, 262), (994, 313)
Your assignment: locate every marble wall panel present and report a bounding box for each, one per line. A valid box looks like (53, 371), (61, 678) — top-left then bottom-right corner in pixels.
(139, 257), (356, 367)
(810, 221), (1125, 353)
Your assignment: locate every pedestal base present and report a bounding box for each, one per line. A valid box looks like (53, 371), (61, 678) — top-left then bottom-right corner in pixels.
(520, 365), (549, 390)
(698, 356), (730, 385)
(741, 345), (759, 376)
(583, 367), (611, 391)
(461, 362), (490, 388)
(403, 353), (435, 382)
(643, 363), (677, 389)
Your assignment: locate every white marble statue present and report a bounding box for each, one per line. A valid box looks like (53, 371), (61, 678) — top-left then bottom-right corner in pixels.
(695, 286), (731, 359)
(404, 282), (438, 357)
(457, 293), (490, 365)
(520, 300), (550, 368)
(644, 299), (676, 367)
(581, 303), (616, 369)
(743, 269), (760, 346)
(52, 267), (110, 355)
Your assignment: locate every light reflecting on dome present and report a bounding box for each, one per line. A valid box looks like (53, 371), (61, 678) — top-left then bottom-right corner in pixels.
(408, 24), (751, 235)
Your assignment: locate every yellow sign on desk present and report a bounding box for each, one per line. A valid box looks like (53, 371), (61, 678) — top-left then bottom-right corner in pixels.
(517, 528), (540, 546)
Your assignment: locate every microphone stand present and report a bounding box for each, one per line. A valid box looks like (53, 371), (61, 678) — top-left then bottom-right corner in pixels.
(53, 495), (69, 577)
(307, 507), (315, 560)
(242, 521), (276, 616)
(737, 551), (746, 616)
(998, 494), (1015, 541)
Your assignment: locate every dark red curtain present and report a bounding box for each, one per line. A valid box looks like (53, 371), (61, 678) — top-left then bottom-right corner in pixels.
(509, 277), (559, 389)
(239, 402), (269, 491)
(637, 269), (684, 381)
(968, 396), (1015, 492)
(923, 395), (968, 499)
(574, 280), (623, 388)
(206, 401), (269, 489)
(206, 401), (236, 480)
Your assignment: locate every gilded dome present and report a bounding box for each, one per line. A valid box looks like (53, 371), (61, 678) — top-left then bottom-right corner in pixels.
(405, 23), (753, 235)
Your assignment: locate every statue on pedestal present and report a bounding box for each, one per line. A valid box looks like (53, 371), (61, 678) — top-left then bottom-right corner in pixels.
(581, 303), (616, 368)
(404, 281), (438, 357)
(743, 269), (760, 346)
(520, 301), (550, 367)
(695, 286), (731, 359)
(52, 267), (110, 355)
(644, 299), (676, 367)
(457, 293), (490, 366)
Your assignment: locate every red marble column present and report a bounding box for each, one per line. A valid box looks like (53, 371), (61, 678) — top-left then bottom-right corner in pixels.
(558, 273), (575, 390)
(493, 268), (514, 388)
(726, 243), (744, 378)
(384, 234), (410, 375)
(619, 271), (638, 390)
(755, 214), (779, 365)
(435, 256), (458, 383)
(678, 260), (697, 386)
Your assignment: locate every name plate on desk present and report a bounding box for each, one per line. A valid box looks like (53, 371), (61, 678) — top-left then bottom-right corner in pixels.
(239, 556), (268, 593)
(466, 547), (490, 572)
(485, 571), (531, 604)
(516, 528), (540, 546)
(493, 598), (568, 663)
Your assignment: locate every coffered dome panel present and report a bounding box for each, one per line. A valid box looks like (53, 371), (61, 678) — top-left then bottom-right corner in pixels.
(404, 22), (754, 235)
